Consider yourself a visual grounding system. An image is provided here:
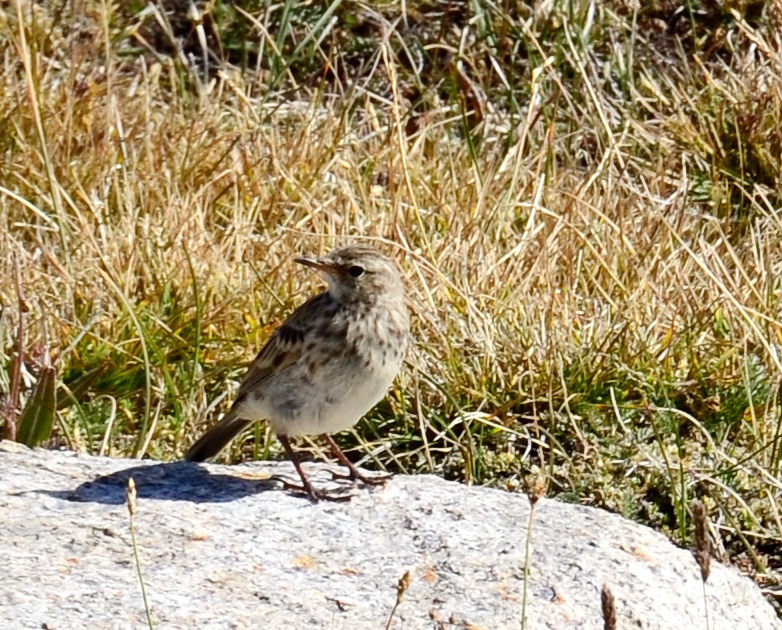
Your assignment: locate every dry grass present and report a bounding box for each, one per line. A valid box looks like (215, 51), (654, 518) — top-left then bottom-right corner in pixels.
(2, 0), (782, 613)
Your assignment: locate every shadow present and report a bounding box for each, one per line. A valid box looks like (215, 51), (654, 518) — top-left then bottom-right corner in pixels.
(38, 461), (283, 505)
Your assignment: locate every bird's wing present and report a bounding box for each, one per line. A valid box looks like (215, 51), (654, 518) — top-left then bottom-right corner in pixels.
(234, 292), (329, 402)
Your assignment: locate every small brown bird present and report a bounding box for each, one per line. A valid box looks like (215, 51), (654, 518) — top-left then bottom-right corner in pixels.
(185, 245), (410, 501)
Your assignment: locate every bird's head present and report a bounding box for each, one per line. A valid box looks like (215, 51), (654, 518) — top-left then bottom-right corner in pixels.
(295, 245), (404, 305)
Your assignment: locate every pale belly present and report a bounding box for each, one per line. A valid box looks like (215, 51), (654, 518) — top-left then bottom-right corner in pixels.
(234, 358), (401, 437)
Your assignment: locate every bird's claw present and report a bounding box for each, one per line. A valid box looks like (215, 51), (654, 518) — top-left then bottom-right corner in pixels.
(330, 469), (392, 486)
(281, 479), (352, 503)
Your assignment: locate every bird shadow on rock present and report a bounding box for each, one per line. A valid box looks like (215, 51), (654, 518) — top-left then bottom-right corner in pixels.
(39, 462), (284, 505)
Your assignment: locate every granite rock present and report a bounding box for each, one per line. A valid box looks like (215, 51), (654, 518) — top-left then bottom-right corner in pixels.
(0, 442), (779, 630)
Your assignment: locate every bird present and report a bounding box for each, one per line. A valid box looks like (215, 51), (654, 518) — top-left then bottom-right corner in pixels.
(184, 244), (410, 502)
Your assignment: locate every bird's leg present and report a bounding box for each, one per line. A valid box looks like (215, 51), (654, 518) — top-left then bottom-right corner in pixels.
(277, 434), (349, 503)
(322, 433), (390, 486)
(277, 434), (322, 502)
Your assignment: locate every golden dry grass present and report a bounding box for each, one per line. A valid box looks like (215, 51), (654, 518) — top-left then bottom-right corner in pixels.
(2, 0), (782, 612)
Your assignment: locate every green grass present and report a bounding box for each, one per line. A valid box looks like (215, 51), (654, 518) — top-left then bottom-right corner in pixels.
(2, 0), (782, 614)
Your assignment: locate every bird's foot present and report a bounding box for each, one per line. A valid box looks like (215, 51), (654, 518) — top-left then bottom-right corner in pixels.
(280, 479), (352, 503)
(330, 467), (392, 486)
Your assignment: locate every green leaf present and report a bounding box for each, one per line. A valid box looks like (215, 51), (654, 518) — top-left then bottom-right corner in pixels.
(17, 366), (57, 447)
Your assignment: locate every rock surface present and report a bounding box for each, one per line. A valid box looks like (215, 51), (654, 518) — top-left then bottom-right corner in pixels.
(0, 442), (779, 630)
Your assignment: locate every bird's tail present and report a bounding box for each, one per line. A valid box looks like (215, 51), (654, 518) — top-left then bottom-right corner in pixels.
(184, 409), (253, 462)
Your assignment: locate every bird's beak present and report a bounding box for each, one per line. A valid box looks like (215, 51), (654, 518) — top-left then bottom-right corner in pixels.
(295, 256), (337, 275)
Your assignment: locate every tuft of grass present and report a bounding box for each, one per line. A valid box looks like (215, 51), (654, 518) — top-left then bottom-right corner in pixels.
(2, 0), (782, 614)
(521, 469), (545, 630)
(601, 583), (617, 630)
(385, 569), (411, 630)
(126, 477), (154, 630)
(692, 499), (712, 629)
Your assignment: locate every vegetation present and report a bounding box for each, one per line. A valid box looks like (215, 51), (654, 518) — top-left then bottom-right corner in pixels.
(2, 0), (782, 613)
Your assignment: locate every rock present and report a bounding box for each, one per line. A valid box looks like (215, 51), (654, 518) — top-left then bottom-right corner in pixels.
(0, 443), (778, 630)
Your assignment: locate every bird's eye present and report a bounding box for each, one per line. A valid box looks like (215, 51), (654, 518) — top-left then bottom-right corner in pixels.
(348, 265), (365, 278)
